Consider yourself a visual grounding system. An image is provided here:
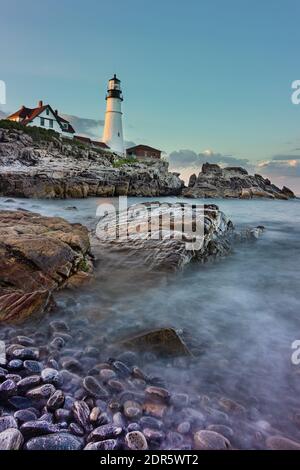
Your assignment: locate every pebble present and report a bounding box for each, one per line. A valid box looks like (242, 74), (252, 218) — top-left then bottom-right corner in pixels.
(139, 416), (163, 430)
(143, 402), (167, 419)
(143, 427), (164, 444)
(20, 420), (59, 438)
(8, 396), (34, 410)
(107, 379), (125, 392)
(61, 358), (82, 373)
(0, 379), (17, 399)
(27, 384), (56, 400)
(8, 359), (23, 371)
(72, 400), (90, 429)
(0, 415), (18, 432)
(125, 431), (148, 450)
(0, 428), (24, 450)
(177, 421), (191, 434)
(145, 386), (170, 403)
(194, 430), (231, 450)
(54, 409), (71, 423)
(99, 369), (116, 381)
(89, 407), (101, 424)
(50, 320), (69, 333)
(127, 422), (140, 432)
(88, 424), (123, 442)
(207, 424), (234, 440)
(50, 337), (65, 349)
(112, 361), (131, 377)
(83, 376), (108, 398)
(47, 390), (65, 411)
(171, 393), (189, 408)
(113, 412), (126, 428)
(23, 360), (42, 373)
(124, 400), (142, 420)
(14, 409), (37, 424)
(12, 348), (38, 360)
(17, 375), (41, 393)
(25, 433), (82, 450)
(84, 439), (119, 450)
(41, 368), (62, 386)
(266, 435), (300, 450)
(69, 422), (85, 437)
(15, 336), (35, 347)
(6, 374), (21, 383)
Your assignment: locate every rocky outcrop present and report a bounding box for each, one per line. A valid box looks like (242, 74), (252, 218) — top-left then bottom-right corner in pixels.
(0, 210), (92, 322)
(183, 163), (295, 199)
(0, 127), (183, 198)
(92, 201), (235, 271)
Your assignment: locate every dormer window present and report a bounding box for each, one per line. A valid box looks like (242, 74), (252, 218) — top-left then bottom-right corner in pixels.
(46, 108), (49, 116)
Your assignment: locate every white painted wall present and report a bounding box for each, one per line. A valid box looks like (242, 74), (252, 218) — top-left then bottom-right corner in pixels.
(102, 97), (124, 155)
(27, 108), (62, 134)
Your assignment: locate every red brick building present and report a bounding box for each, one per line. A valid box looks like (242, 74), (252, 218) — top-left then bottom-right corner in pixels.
(126, 144), (161, 160)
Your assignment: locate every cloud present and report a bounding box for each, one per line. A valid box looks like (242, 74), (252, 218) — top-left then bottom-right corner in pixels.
(0, 109), (7, 119)
(258, 158), (300, 177)
(61, 114), (104, 139)
(168, 149), (254, 172)
(272, 154), (300, 161)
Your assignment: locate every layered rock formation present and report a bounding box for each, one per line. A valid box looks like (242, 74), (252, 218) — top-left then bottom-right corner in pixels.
(183, 163), (295, 199)
(0, 210), (92, 322)
(92, 201), (235, 271)
(0, 126), (183, 198)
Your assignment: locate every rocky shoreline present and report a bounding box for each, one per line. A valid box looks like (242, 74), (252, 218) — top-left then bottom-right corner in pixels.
(183, 163), (295, 200)
(0, 126), (183, 198)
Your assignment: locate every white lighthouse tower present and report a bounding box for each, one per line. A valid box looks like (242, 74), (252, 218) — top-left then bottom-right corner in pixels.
(102, 74), (124, 155)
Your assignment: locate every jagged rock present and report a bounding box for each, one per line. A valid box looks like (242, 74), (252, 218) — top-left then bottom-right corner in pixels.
(0, 210), (92, 323)
(0, 127), (183, 198)
(183, 162), (295, 199)
(117, 328), (191, 357)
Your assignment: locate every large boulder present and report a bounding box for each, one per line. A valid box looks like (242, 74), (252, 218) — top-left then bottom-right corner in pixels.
(0, 210), (92, 322)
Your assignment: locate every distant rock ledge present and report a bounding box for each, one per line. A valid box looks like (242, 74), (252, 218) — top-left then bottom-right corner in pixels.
(183, 163), (295, 200)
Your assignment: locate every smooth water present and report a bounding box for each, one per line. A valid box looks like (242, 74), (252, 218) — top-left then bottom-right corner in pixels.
(1, 195), (300, 448)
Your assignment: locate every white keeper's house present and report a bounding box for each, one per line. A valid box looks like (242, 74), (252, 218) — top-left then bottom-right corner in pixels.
(6, 100), (75, 137)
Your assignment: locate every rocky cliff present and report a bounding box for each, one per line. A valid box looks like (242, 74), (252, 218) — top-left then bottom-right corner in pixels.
(0, 125), (184, 198)
(183, 162), (295, 199)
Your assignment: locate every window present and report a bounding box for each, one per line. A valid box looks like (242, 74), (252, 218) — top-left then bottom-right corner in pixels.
(46, 108), (49, 116)
(62, 123), (68, 130)
(118, 132), (120, 137)
(40, 118), (45, 126)
(49, 119), (53, 128)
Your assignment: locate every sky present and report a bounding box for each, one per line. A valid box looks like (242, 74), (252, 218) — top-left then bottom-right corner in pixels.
(1, 0), (300, 191)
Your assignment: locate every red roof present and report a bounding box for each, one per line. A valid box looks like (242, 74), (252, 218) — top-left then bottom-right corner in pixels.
(7, 103), (75, 134)
(126, 144), (161, 153)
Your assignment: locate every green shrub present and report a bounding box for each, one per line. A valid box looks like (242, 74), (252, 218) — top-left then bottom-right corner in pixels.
(112, 157), (136, 168)
(0, 119), (59, 142)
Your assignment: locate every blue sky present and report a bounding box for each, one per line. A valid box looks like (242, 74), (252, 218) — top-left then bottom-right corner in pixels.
(1, 0), (300, 190)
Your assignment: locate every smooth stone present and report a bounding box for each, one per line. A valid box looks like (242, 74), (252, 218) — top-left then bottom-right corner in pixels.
(61, 358), (82, 373)
(125, 431), (148, 450)
(127, 423), (140, 432)
(15, 336), (35, 347)
(50, 337), (65, 349)
(117, 351), (138, 366)
(69, 422), (85, 437)
(72, 400), (90, 429)
(207, 424), (234, 440)
(113, 412), (126, 428)
(83, 376), (108, 398)
(50, 321), (69, 333)
(12, 348), (38, 360)
(88, 424), (123, 442)
(99, 369), (116, 381)
(47, 390), (65, 411)
(139, 416), (163, 430)
(177, 421), (191, 434)
(218, 397), (246, 415)
(5, 374), (22, 383)
(39, 413), (54, 423)
(266, 435), (300, 450)
(17, 375), (41, 393)
(84, 346), (99, 357)
(194, 430), (231, 450)
(64, 395), (76, 411)
(143, 427), (164, 443)
(132, 366), (148, 381)
(20, 420), (59, 438)
(0, 379), (17, 398)
(143, 402), (167, 419)
(89, 407), (101, 424)
(8, 359), (23, 371)
(124, 400), (142, 420)
(8, 396), (34, 410)
(27, 384), (56, 400)
(171, 393), (189, 408)
(107, 379), (125, 392)
(112, 361), (131, 377)
(84, 439), (119, 450)
(47, 359), (59, 370)
(0, 415), (18, 432)
(54, 408), (71, 423)
(14, 409), (37, 424)
(0, 428), (24, 450)
(23, 360), (42, 373)
(25, 433), (82, 450)
(41, 368), (62, 386)
(145, 385), (170, 402)
(166, 431), (183, 448)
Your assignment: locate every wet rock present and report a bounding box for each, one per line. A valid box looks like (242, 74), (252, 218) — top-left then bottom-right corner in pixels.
(50, 321), (70, 334)
(41, 368), (62, 386)
(69, 422), (85, 437)
(0, 428), (24, 450)
(6, 373), (22, 383)
(20, 420), (59, 438)
(54, 409), (71, 423)
(124, 400), (142, 420)
(125, 430), (148, 450)
(8, 359), (23, 371)
(194, 430), (231, 450)
(145, 386), (170, 403)
(207, 424), (234, 440)
(23, 360), (42, 373)
(177, 421), (191, 434)
(171, 393), (189, 408)
(107, 379), (125, 392)
(143, 427), (164, 444)
(127, 422), (140, 432)
(17, 375), (41, 393)
(11, 348), (38, 360)
(50, 337), (65, 349)
(25, 433), (82, 450)
(118, 328), (191, 357)
(112, 361), (131, 377)
(47, 390), (65, 411)
(61, 358), (82, 373)
(8, 396), (34, 410)
(89, 406), (101, 424)
(72, 400), (90, 429)
(26, 384), (56, 400)
(0, 415), (18, 432)
(0, 379), (17, 399)
(266, 435), (300, 450)
(14, 336), (34, 347)
(99, 369), (116, 381)
(165, 431), (183, 448)
(39, 413), (54, 423)
(14, 409), (37, 424)
(139, 416), (163, 430)
(143, 402), (167, 419)
(84, 439), (119, 450)
(83, 376), (108, 398)
(88, 424), (123, 442)
(219, 397), (246, 415)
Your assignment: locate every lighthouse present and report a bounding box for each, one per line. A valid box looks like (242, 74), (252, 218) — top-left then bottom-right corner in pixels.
(102, 74), (124, 155)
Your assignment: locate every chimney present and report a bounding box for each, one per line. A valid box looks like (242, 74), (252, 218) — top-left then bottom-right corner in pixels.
(38, 100), (43, 107)
(55, 109), (58, 115)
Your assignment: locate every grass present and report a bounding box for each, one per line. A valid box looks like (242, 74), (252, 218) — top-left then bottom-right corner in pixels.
(78, 257), (90, 273)
(0, 119), (60, 142)
(112, 157), (136, 168)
